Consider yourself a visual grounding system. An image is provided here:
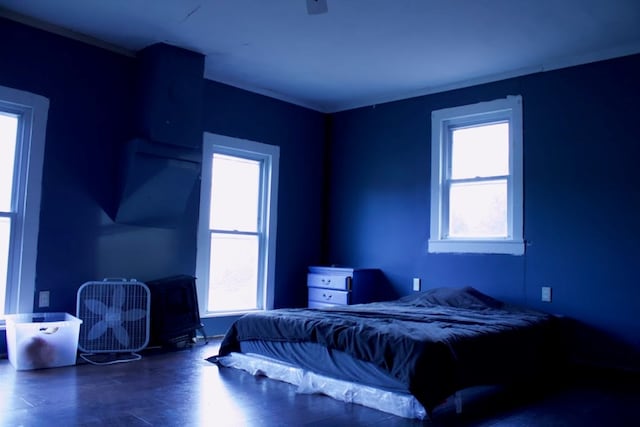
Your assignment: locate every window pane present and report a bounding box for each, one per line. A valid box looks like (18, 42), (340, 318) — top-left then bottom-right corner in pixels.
(208, 233), (259, 312)
(0, 113), (18, 212)
(0, 217), (10, 313)
(449, 180), (507, 238)
(210, 154), (260, 232)
(451, 122), (508, 179)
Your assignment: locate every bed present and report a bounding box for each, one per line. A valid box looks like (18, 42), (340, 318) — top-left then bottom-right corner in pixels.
(209, 286), (559, 419)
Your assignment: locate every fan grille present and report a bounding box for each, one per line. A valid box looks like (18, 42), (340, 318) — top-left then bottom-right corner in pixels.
(76, 280), (150, 353)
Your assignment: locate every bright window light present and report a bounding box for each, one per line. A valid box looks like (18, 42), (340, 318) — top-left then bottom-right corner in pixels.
(0, 113), (18, 212)
(0, 217), (10, 313)
(196, 134), (279, 317)
(448, 122), (509, 238)
(210, 154), (260, 232)
(451, 122), (508, 179)
(449, 180), (507, 237)
(208, 153), (262, 311)
(0, 113), (18, 315)
(208, 233), (259, 311)
(0, 85), (49, 316)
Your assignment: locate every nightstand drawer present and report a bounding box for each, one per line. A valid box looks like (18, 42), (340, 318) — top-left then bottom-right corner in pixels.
(308, 287), (349, 305)
(307, 273), (351, 291)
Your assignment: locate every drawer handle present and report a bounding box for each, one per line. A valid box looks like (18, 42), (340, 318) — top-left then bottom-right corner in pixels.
(321, 278), (332, 284)
(322, 293), (332, 300)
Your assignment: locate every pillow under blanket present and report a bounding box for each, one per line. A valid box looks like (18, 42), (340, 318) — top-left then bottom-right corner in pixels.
(398, 286), (504, 310)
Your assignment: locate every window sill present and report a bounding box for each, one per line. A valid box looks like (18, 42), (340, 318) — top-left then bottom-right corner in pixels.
(428, 239), (524, 255)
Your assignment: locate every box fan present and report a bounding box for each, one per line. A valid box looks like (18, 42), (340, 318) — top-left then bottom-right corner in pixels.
(76, 279), (150, 364)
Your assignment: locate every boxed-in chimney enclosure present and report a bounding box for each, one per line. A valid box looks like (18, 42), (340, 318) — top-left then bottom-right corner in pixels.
(115, 43), (205, 228)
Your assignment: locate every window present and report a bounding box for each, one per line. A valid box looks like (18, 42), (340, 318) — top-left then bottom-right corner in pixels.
(196, 133), (279, 316)
(429, 95), (523, 255)
(0, 85), (49, 318)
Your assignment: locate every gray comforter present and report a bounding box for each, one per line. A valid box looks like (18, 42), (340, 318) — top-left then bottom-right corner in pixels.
(217, 287), (557, 411)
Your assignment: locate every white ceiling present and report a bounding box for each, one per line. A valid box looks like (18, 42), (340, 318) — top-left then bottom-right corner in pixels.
(1, 0), (639, 113)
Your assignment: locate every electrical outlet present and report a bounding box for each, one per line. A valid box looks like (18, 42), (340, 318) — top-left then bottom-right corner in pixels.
(541, 286), (552, 303)
(412, 278), (421, 292)
(38, 290), (50, 308)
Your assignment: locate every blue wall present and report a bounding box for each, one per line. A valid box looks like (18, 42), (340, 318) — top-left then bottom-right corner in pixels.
(1, 17), (638, 370)
(0, 18), (326, 344)
(0, 18), (137, 313)
(327, 54), (640, 370)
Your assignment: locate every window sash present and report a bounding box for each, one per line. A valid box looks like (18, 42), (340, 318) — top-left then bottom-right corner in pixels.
(443, 120), (513, 240)
(0, 215), (11, 314)
(446, 178), (509, 239)
(0, 112), (19, 214)
(209, 153), (263, 233)
(207, 231), (260, 312)
(206, 151), (267, 313)
(448, 121), (509, 180)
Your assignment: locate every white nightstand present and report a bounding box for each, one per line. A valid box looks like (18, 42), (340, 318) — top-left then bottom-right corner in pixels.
(307, 266), (384, 308)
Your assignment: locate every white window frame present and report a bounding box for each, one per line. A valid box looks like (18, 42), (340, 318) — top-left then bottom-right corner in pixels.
(196, 133), (279, 317)
(0, 85), (49, 318)
(428, 95), (523, 255)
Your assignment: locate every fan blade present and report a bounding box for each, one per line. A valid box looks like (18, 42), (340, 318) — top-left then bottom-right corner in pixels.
(113, 285), (125, 308)
(122, 309), (147, 322)
(85, 299), (108, 315)
(87, 321), (108, 339)
(112, 324), (130, 347)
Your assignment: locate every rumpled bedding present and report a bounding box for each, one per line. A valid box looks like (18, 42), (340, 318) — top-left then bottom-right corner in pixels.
(217, 286), (557, 411)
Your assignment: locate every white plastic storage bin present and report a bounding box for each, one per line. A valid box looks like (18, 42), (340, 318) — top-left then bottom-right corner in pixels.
(5, 312), (83, 370)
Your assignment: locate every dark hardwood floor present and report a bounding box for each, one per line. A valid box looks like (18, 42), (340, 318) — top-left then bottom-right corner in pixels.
(1, 338), (638, 426)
